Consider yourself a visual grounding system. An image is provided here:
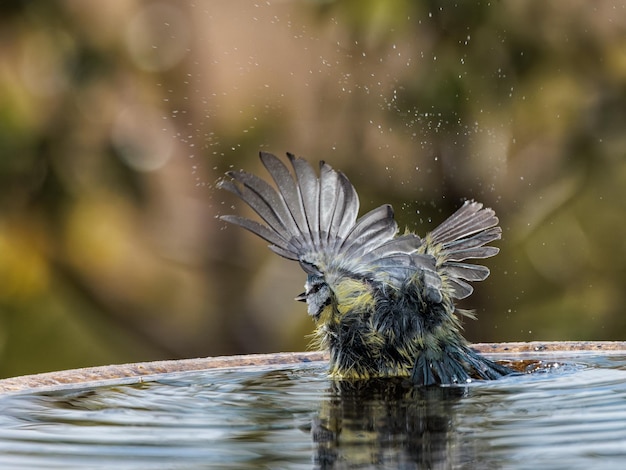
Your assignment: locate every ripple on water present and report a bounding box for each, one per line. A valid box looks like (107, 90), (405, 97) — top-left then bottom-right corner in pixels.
(0, 357), (625, 469)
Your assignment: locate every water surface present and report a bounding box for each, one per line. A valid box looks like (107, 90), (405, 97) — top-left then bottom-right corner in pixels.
(1, 354), (625, 469)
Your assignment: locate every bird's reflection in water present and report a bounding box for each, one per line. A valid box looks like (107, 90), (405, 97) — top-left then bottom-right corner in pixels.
(311, 378), (475, 469)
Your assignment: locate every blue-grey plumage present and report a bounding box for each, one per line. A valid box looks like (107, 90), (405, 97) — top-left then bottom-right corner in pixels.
(219, 152), (512, 385)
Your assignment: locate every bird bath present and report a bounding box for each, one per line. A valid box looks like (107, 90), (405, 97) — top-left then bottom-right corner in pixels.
(1, 342), (626, 469)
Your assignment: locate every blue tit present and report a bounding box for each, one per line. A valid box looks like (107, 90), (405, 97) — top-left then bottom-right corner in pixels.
(218, 152), (513, 385)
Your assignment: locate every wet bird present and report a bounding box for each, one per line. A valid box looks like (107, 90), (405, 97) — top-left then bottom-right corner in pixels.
(219, 152), (512, 385)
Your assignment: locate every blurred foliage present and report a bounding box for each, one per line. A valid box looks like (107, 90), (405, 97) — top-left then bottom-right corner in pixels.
(0, 0), (625, 378)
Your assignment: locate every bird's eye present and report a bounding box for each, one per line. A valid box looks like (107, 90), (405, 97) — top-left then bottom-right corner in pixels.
(309, 283), (322, 294)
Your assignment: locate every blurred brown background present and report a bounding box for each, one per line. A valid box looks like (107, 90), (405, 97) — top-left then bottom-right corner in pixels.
(1, 0), (625, 378)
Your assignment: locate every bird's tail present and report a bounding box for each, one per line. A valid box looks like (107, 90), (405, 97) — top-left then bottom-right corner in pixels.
(412, 341), (513, 385)
(422, 201), (501, 300)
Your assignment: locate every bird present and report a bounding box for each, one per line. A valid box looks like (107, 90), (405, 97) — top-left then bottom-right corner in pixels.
(218, 151), (513, 385)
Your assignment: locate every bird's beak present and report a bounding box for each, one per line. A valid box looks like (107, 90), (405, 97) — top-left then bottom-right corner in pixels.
(294, 292), (307, 302)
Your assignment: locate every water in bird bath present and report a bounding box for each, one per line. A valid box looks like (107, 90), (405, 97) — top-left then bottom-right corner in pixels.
(1, 348), (626, 469)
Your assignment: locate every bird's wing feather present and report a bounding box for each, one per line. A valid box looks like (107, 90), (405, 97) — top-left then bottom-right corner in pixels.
(258, 152), (311, 244)
(221, 169), (304, 252)
(318, 161), (339, 242)
(338, 205), (398, 259)
(334, 172), (360, 240)
(359, 234), (419, 264)
(219, 215), (294, 255)
(288, 152), (320, 247)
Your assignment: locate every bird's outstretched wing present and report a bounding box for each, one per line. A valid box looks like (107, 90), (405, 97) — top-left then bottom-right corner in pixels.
(421, 201), (502, 300)
(218, 152), (438, 292)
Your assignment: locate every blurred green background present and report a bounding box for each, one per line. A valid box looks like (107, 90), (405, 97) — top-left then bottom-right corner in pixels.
(1, 0), (625, 378)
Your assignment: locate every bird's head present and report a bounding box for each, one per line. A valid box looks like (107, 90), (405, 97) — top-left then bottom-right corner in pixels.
(295, 261), (333, 320)
(295, 274), (333, 319)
